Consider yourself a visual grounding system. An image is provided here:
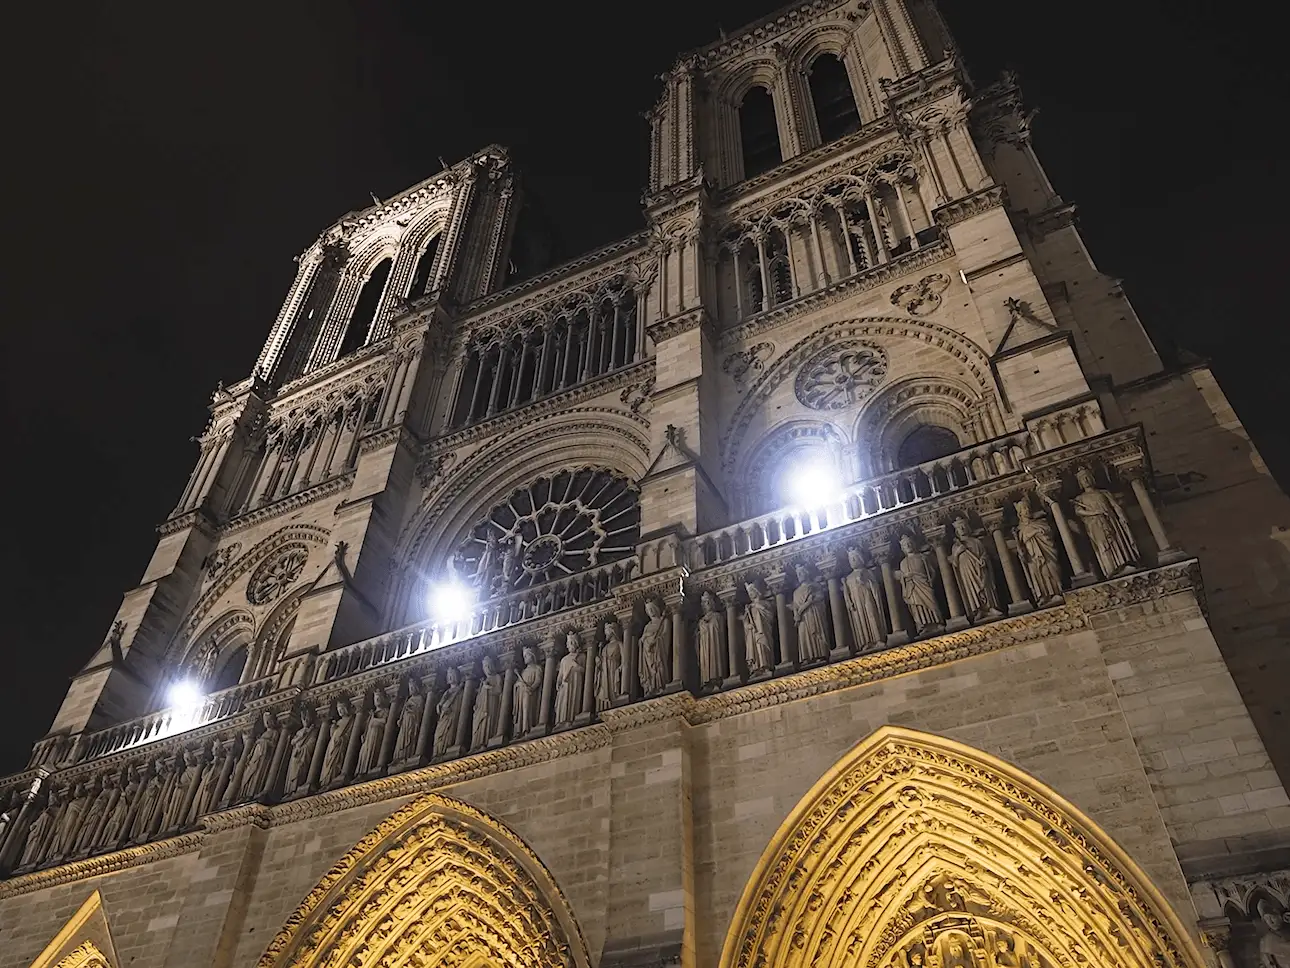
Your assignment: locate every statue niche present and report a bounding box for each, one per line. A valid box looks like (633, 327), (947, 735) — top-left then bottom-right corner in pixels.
(449, 467), (640, 599)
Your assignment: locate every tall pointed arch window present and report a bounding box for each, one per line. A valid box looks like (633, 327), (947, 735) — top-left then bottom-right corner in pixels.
(338, 257), (392, 358)
(808, 53), (861, 144)
(408, 233), (442, 300)
(739, 86), (782, 179)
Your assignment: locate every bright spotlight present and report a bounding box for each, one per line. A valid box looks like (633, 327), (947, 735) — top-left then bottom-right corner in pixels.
(166, 680), (204, 711)
(429, 580), (475, 624)
(785, 459), (843, 510)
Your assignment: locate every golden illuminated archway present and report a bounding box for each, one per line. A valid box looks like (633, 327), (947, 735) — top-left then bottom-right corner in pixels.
(258, 794), (590, 968)
(719, 727), (1207, 968)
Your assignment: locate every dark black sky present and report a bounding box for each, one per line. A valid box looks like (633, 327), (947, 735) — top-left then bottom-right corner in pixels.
(2, 1), (1285, 776)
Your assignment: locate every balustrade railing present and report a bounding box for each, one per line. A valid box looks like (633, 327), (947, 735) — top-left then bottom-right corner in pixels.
(691, 431), (1032, 568)
(74, 676), (277, 763)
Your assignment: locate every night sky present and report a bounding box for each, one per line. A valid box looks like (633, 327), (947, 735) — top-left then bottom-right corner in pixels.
(3, 1), (1285, 775)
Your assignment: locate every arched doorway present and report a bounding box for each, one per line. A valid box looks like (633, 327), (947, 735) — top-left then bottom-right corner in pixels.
(257, 794), (590, 968)
(718, 727), (1206, 968)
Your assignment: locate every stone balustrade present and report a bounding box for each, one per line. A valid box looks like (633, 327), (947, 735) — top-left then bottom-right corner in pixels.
(0, 425), (1180, 879)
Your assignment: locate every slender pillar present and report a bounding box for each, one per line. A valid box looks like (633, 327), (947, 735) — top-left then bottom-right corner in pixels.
(755, 235), (771, 311)
(305, 702), (332, 792)
(929, 527), (969, 630)
(576, 628), (600, 725)
(617, 606), (639, 702)
(666, 598), (688, 693)
(767, 571), (797, 673)
(731, 246), (744, 318)
(836, 207), (858, 275)
(810, 212), (831, 287)
(984, 510), (1033, 615)
(873, 545), (910, 646)
(1040, 484), (1095, 586)
(864, 192), (889, 263)
(452, 664), (478, 755)
(1127, 469), (1185, 563)
(536, 639), (560, 732)
(414, 676), (439, 763)
(819, 553), (852, 661)
(486, 347), (506, 415)
(491, 652), (518, 747)
(377, 686), (400, 771)
(893, 179), (919, 249)
(718, 585), (745, 689)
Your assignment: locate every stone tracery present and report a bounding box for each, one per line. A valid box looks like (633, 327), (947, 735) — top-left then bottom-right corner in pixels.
(718, 726), (1207, 968)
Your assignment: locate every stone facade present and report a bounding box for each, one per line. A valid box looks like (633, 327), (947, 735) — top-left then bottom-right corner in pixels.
(4, 2), (1290, 967)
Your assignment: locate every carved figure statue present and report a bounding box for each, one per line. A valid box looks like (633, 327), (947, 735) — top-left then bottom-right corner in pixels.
(20, 790), (58, 867)
(356, 691), (389, 775)
(842, 546), (888, 650)
(1258, 898), (1290, 968)
(1014, 499), (1063, 605)
(492, 534), (522, 595)
(553, 633), (586, 725)
(696, 591), (726, 689)
(100, 769), (138, 848)
(474, 532), (500, 587)
(285, 709), (317, 795)
(1070, 465), (1140, 577)
(130, 761), (165, 842)
(596, 621), (624, 710)
(238, 712), (278, 801)
(742, 579), (777, 675)
(792, 563), (832, 663)
(393, 678), (425, 763)
(638, 599), (672, 696)
(432, 667), (463, 757)
(49, 782), (87, 859)
(471, 656), (503, 748)
(186, 744), (216, 823)
(321, 698), (355, 783)
(896, 534), (944, 635)
(160, 753), (193, 831)
(949, 517), (1002, 621)
(512, 647), (543, 736)
(73, 775), (115, 854)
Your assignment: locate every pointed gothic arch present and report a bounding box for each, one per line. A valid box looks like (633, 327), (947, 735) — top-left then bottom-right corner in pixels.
(29, 890), (118, 968)
(257, 793), (590, 968)
(718, 726), (1206, 968)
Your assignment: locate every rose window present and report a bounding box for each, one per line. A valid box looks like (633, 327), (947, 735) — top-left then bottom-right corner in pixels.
(453, 468), (640, 596)
(246, 545), (309, 605)
(794, 343), (887, 411)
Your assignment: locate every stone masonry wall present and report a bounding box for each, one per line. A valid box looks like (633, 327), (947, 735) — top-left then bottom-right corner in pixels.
(4, 589), (1287, 968)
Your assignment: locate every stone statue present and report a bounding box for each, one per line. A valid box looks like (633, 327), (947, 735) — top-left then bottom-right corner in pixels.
(596, 621), (624, 710)
(742, 579), (777, 675)
(696, 591), (726, 690)
(841, 546), (888, 650)
(101, 768), (138, 848)
(130, 760), (165, 842)
(284, 709), (317, 796)
(49, 782), (88, 859)
(1014, 499), (1063, 605)
(896, 534), (944, 635)
(432, 667), (464, 756)
(949, 517), (1002, 621)
(393, 679), (425, 763)
(471, 656), (503, 748)
(1070, 465), (1140, 577)
(73, 775), (115, 854)
(186, 744), (216, 823)
(20, 789), (58, 867)
(356, 691), (389, 775)
(160, 753), (192, 831)
(638, 599), (672, 696)
(493, 535), (522, 595)
(792, 563), (832, 663)
(238, 712), (278, 801)
(553, 633), (586, 725)
(321, 698), (355, 783)
(513, 647), (543, 735)
(474, 532), (500, 587)
(1259, 898), (1290, 968)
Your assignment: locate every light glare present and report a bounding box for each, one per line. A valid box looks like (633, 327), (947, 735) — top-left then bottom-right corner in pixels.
(785, 460), (843, 510)
(430, 581), (475, 624)
(166, 680), (204, 711)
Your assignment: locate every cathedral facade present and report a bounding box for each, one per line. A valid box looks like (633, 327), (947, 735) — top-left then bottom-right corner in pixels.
(4, 2), (1290, 967)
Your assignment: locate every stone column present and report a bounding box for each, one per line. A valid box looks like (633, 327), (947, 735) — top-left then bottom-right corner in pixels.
(490, 652), (518, 748)
(1199, 922), (1235, 968)
(1124, 466), (1186, 563)
(266, 711), (296, 802)
(872, 542), (910, 646)
(717, 583), (746, 689)
(927, 525), (969, 631)
(616, 604), (639, 702)
(575, 627), (600, 726)
(1039, 482), (1095, 586)
(666, 596), (688, 694)
(377, 685), (400, 771)
(983, 509), (1033, 616)
(536, 639), (560, 733)
(415, 675), (439, 763)
(767, 570), (798, 673)
(340, 695), (367, 785)
(451, 664), (478, 756)
(819, 552), (853, 661)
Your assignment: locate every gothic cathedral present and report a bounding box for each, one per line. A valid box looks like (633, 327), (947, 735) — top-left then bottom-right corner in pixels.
(4, 3), (1289, 968)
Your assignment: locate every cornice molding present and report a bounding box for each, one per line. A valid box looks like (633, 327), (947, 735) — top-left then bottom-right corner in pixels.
(157, 507), (219, 538)
(219, 473), (354, 538)
(0, 832), (203, 899)
(932, 184), (1007, 228)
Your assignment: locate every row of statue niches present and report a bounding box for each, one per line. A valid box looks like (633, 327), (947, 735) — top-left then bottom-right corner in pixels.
(0, 474), (1151, 875)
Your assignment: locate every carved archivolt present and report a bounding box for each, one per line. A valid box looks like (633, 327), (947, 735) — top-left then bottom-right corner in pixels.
(718, 726), (1206, 968)
(257, 793), (590, 968)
